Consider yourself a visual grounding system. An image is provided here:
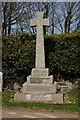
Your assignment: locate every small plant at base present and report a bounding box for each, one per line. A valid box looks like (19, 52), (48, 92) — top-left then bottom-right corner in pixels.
(50, 107), (53, 112)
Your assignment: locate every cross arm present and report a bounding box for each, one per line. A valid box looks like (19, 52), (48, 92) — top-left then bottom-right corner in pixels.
(43, 18), (50, 26)
(30, 19), (37, 27)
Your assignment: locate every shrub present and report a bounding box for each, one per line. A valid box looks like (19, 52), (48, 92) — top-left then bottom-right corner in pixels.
(45, 32), (80, 81)
(2, 32), (80, 87)
(2, 34), (36, 87)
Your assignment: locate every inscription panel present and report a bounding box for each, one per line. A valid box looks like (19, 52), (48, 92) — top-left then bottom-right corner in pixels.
(31, 68), (49, 76)
(31, 94), (51, 100)
(30, 78), (42, 83)
(23, 84), (56, 94)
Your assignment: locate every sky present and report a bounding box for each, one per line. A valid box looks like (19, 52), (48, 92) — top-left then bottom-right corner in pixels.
(2, 0), (80, 2)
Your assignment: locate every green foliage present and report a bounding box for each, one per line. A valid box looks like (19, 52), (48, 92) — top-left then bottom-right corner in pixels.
(2, 32), (80, 87)
(18, 33), (36, 43)
(2, 34), (36, 87)
(45, 32), (80, 81)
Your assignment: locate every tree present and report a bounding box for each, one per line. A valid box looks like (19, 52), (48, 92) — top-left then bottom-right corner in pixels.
(55, 2), (80, 33)
(2, 2), (80, 35)
(2, 2), (25, 35)
(16, 2), (58, 35)
(77, 20), (80, 32)
(49, 2), (57, 34)
(2, 2), (7, 35)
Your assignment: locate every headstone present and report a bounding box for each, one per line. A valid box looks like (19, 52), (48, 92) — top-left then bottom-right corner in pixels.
(14, 82), (21, 92)
(58, 81), (73, 93)
(14, 11), (63, 103)
(14, 83), (19, 91)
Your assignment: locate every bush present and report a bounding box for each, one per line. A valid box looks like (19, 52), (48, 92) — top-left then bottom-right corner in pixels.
(2, 34), (36, 87)
(45, 32), (80, 81)
(2, 32), (80, 87)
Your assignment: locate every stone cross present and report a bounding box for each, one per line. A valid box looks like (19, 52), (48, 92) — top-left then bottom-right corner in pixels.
(30, 11), (49, 69)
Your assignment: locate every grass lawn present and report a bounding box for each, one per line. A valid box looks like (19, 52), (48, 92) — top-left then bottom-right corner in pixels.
(2, 88), (78, 112)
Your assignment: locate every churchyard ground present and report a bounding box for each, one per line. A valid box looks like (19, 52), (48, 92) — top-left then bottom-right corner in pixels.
(2, 88), (78, 111)
(2, 88), (78, 118)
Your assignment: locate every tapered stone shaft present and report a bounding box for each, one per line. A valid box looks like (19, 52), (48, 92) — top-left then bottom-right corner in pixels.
(30, 11), (49, 68)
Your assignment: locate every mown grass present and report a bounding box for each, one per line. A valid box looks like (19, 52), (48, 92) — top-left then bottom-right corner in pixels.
(2, 88), (78, 112)
(68, 88), (78, 104)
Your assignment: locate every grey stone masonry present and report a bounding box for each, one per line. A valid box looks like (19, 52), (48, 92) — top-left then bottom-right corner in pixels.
(26, 75), (53, 84)
(30, 11), (49, 68)
(14, 92), (63, 103)
(23, 83), (56, 94)
(29, 11), (53, 84)
(14, 11), (63, 103)
(31, 68), (49, 77)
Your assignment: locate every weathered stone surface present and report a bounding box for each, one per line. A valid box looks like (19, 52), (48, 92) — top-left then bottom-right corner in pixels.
(26, 94), (52, 101)
(64, 93), (70, 103)
(27, 75), (53, 84)
(31, 68), (49, 77)
(23, 83), (56, 94)
(52, 94), (63, 103)
(14, 83), (19, 92)
(25, 11), (53, 85)
(60, 86), (69, 93)
(14, 11), (59, 103)
(30, 78), (42, 83)
(30, 11), (49, 69)
(14, 93), (63, 103)
(14, 93), (48, 102)
(14, 93), (26, 102)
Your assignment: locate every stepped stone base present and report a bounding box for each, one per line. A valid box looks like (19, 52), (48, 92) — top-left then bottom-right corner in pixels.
(27, 68), (53, 84)
(18, 83), (60, 102)
(22, 83), (57, 94)
(14, 68), (63, 103)
(14, 92), (63, 103)
(27, 75), (53, 84)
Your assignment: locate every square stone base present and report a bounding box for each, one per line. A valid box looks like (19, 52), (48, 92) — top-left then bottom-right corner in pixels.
(31, 68), (49, 77)
(22, 83), (57, 94)
(14, 92), (63, 103)
(26, 68), (54, 84)
(27, 75), (53, 84)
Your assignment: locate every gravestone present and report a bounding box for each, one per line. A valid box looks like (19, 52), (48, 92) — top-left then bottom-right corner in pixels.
(14, 82), (20, 92)
(14, 11), (63, 103)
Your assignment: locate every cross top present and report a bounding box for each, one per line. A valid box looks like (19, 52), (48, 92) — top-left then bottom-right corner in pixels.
(30, 11), (50, 27)
(30, 11), (50, 69)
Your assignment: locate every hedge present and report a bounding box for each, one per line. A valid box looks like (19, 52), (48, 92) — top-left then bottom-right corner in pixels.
(2, 32), (80, 87)
(45, 32), (80, 81)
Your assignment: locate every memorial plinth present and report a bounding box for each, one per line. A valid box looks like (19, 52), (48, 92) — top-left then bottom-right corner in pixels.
(25, 68), (53, 84)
